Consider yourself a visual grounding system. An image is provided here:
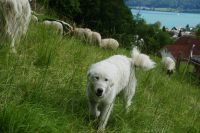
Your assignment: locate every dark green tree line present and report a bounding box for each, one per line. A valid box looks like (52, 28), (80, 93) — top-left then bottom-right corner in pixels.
(37, 0), (173, 53)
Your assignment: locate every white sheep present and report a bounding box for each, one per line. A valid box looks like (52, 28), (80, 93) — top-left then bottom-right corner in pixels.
(0, 0), (31, 53)
(162, 57), (176, 76)
(43, 19), (73, 35)
(72, 28), (86, 40)
(71, 27), (101, 45)
(43, 20), (63, 35)
(160, 49), (176, 76)
(100, 38), (119, 50)
(57, 20), (73, 33)
(72, 28), (92, 43)
(89, 31), (101, 45)
(83, 28), (92, 42)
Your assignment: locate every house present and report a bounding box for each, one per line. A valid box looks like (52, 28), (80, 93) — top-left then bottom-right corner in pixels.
(160, 36), (200, 76)
(161, 36), (200, 59)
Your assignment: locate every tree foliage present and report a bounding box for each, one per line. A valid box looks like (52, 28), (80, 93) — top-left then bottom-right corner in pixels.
(38, 0), (80, 19)
(195, 24), (200, 39)
(37, 0), (173, 53)
(134, 19), (172, 53)
(75, 0), (136, 47)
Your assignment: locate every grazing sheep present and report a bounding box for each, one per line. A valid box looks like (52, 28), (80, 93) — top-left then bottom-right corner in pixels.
(160, 49), (176, 76)
(43, 19), (73, 35)
(0, 0), (31, 53)
(83, 28), (92, 42)
(72, 27), (86, 40)
(70, 27), (101, 46)
(72, 28), (92, 43)
(43, 20), (63, 35)
(100, 38), (119, 50)
(89, 31), (101, 45)
(57, 20), (73, 34)
(162, 57), (175, 76)
(87, 47), (155, 131)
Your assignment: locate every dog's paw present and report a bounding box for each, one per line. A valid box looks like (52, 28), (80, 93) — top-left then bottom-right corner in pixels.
(90, 110), (100, 118)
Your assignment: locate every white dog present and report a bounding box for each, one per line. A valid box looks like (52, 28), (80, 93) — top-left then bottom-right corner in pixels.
(86, 47), (155, 131)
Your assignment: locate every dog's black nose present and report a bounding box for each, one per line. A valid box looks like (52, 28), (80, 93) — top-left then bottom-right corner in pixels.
(96, 88), (103, 96)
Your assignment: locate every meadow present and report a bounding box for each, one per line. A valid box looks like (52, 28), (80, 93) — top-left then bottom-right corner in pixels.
(0, 23), (199, 133)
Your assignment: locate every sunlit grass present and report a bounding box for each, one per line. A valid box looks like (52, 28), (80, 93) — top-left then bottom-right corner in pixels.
(0, 23), (199, 133)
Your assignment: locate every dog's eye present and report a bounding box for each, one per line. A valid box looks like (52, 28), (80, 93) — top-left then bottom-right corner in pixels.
(95, 76), (99, 80)
(105, 78), (108, 81)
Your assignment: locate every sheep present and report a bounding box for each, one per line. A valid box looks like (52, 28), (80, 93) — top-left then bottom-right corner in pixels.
(83, 28), (92, 42)
(72, 27), (86, 40)
(57, 20), (73, 34)
(100, 38), (119, 50)
(43, 19), (73, 35)
(43, 20), (63, 35)
(162, 57), (176, 76)
(70, 26), (101, 45)
(0, 0), (31, 53)
(89, 31), (101, 45)
(72, 27), (92, 43)
(160, 50), (176, 76)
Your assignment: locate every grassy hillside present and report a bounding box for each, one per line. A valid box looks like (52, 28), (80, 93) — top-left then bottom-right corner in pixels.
(0, 23), (200, 133)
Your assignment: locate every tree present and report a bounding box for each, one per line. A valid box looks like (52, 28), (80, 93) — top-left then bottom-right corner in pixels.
(162, 26), (166, 32)
(75, 0), (135, 47)
(40, 0), (81, 19)
(195, 24), (200, 39)
(38, 0), (173, 52)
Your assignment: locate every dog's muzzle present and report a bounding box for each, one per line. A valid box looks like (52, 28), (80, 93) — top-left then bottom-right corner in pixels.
(96, 88), (103, 97)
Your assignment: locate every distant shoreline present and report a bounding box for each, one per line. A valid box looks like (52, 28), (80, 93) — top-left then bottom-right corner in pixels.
(130, 6), (200, 29)
(129, 6), (200, 14)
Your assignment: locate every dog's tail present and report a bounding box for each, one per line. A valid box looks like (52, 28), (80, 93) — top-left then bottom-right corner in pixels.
(131, 47), (156, 70)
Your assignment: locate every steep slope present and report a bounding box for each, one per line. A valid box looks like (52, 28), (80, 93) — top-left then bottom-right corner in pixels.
(0, 23), (199, 132)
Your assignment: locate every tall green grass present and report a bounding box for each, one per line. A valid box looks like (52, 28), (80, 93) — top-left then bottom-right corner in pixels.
(0, 23), (199, 133)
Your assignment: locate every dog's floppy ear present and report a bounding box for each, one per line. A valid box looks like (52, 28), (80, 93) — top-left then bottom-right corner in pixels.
(109, 80), (114, 87)
(87, 71), (91, 80)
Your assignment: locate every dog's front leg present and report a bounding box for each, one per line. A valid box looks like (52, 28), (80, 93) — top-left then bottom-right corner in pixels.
(89, 100), (100, 118)
(98, 103), (113, 131)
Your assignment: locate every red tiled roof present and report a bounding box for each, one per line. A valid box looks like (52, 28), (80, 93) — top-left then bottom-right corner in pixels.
(164, 36), (200, 59)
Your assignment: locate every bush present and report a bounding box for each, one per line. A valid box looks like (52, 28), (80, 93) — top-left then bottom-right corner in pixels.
(75, 0), (135, 47)
(38, 0), (80, 19)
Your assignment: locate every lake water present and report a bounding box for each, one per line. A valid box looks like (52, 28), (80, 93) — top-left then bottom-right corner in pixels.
(131, 9), (200, 29)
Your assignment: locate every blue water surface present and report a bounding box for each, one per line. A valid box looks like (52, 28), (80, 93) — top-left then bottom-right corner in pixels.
(131, 9), (200, 28)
